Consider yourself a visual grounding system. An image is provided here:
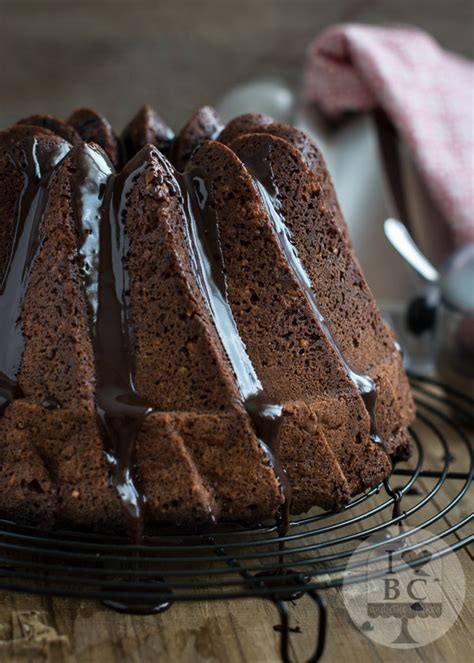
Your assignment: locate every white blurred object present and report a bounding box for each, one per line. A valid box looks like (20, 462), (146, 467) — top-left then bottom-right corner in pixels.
(435, 243), (474, 398)
(217, 79), (294, 124)
(440, 243), (474, 313)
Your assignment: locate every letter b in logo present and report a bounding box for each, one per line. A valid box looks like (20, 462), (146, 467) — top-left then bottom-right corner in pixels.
(384, 577), (400, 600)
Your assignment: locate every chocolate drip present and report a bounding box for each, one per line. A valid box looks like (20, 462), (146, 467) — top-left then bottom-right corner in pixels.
(273, 624), (302, 634)
(242, 149), (381, 445)
(254, 568), (308, 601)
(72, 144), (153, 542)
(243, 143), (408, 528)
(41, 397), (62, 410)
(175, 169), (290, 533)
(103, 577), (172, 615)
(0, 374), (23, 416)
(0, 138), (71, 415)
(103, 594), (172, 615)
(383, 478), (403, 520)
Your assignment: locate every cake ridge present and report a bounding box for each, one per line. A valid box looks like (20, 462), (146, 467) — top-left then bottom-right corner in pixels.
(238, 138), (381, 446)
(172, 106), (224, 171)
(121, 105), (175, 163)
(186, 137), (393, 499)
(219, 118), (352, 244)
(227, 129), (413, 458)
(72, 143), (159, 541)
(0, 135), (71, 415)
(174, 166), (290, 531)
(114, 144), (283, 525)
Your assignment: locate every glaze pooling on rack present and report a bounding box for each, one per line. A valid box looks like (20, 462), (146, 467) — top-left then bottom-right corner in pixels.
(175, 167), (290, 534)
(72, 144), (154, 542)
(0, 138), (71, 415)
(74, 143), (172, 613)
(241, 145), (381, 446)
(254, 567), (308, 601)
(103, 576), (173, 615)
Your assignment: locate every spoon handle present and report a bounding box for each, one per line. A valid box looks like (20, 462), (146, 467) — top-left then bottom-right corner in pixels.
(384, 218), (440, 283)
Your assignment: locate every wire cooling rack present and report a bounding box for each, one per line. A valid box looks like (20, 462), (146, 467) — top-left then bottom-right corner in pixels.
(0, 374), (472, 662)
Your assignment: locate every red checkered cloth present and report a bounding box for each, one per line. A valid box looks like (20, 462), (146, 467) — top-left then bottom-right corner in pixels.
(304, 24), (474, 246)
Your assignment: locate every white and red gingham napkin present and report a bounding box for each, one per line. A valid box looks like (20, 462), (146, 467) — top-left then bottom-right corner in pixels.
(304, 24), (474, 247)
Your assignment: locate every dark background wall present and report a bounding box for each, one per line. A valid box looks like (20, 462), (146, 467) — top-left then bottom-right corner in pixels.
(0, 0), (472, 132)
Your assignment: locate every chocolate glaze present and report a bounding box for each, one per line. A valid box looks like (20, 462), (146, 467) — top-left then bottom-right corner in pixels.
(241, 147), (381, 444)
(0, 374), (23, 416)
(383, 478), (403, 520)
(0, 134), (157, 545)
(72, 144), (154, 543)
(103, 596), (172, 615)
(273, 624), (302, 634)
(40, 397), (62, 410)
(394, 485), (422, 496)
(175, 168), (290, 534)
(102, 577), (172, 615)
(0, 138), (71, 415)
(70, 144), (173, 614)
(410, 601), (424, 611)
(254, 568), (308, 601)
(240, 144), (411, 537)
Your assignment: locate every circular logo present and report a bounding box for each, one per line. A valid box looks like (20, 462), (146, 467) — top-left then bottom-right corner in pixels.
(342, 526), (465, 649)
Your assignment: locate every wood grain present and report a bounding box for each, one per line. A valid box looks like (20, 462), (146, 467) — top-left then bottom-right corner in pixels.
(0, 397), (472, 662)
(0, 553), (471, 662)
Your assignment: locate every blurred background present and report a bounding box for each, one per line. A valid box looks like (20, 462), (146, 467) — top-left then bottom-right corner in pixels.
(0, 0), (472, 131)
(1, 0), (473, 376)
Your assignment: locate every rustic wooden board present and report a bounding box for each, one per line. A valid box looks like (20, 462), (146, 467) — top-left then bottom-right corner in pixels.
(0, 551), (471, 662)
(0, 401), (472, 662)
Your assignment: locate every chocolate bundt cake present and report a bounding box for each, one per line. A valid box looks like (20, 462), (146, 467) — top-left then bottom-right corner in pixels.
(0, 106), (415, 536)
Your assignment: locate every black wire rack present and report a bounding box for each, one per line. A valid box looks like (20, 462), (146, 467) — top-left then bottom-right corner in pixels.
(0, 375), (472, 662)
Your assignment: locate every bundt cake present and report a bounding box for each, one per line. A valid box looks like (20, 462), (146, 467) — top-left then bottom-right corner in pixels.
(0, 105), (415, 537)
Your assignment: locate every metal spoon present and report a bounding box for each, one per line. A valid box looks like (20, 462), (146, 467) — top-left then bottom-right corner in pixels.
(384, 218), (440, 283)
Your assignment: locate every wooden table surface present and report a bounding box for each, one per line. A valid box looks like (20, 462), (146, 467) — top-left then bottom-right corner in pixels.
(0, 382), (472, 662)
(0, 1), (472, 661)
